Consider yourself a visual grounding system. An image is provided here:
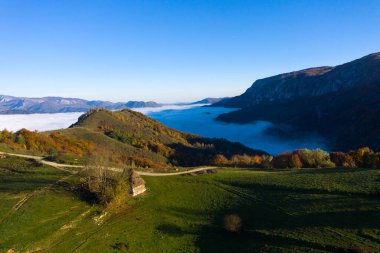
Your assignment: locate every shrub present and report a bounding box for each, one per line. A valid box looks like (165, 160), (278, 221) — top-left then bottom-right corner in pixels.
(223, 214), (242, 233)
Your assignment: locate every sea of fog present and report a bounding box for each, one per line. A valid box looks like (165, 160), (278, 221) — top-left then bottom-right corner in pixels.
(0, 105), (326, 154)
(147, 106), (327, 154)
(0, 112), (84, 132)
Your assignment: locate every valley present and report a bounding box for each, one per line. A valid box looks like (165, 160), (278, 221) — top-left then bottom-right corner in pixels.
(0, 105), (327, 154)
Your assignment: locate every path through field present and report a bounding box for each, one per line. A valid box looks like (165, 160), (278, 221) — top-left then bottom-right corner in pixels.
(0, 151), (215, 176)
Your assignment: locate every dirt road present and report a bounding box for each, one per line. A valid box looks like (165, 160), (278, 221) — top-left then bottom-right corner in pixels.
(0, 151), (216, 176)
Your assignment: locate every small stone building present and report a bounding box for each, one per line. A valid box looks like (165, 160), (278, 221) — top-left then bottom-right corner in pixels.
(128, 169), (146, 196)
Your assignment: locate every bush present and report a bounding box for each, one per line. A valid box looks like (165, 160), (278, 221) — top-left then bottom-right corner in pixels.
(223, 214), (242, 233)
(82, 155), (134, 207)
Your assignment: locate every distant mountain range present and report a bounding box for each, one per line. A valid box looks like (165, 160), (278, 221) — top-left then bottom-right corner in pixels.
(0, 95), (162, 114)
(0, 95), (225, 114)
(190, 97), (229, 105)
(214, 52), (380, 151)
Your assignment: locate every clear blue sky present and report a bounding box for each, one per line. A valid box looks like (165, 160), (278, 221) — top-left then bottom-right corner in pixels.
(1, 0), (379, 103)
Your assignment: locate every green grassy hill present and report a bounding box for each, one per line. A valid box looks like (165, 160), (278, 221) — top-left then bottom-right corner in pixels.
(1, 155), (380, 252)
(0, 108), (265, 168)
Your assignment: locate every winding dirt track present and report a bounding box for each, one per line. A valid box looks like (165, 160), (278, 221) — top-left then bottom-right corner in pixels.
(135, 167), (216, 176)
(0, 151), (215, 176)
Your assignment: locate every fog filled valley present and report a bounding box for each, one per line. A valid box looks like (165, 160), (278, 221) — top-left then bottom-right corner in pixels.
(148, 106), (327, 154)
(0, 105), (327, 155)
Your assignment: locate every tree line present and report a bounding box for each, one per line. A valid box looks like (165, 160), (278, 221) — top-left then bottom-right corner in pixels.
(211, 147), (380, 169)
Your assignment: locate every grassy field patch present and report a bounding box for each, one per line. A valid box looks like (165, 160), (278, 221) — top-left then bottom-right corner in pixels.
(1, 161), (380, 252)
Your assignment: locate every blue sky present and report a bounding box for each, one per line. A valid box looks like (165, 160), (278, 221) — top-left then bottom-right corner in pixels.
(1, 0), (379, 103)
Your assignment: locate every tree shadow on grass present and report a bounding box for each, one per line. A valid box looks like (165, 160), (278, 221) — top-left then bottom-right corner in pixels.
(194, 204), (380, 252)
(156, 224), (187, 237)
(217, 179), (380, 198)
(57, 181), (99, 204)
(162, 185), (380, 252)
(0, 178), (60, 192)
(196, 224), (353, 253)
(110, 242), (129, 252)
(294, 167), (377, 175)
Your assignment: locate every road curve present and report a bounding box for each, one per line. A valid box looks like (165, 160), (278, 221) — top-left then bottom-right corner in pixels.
(0, 151), (216, 176)
(135, 167), (216, 176)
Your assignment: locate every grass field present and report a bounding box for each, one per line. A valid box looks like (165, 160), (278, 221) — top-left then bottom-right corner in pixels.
(1, 156), (380, 252)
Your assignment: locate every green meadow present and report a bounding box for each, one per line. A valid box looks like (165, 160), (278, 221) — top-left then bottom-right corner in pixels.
(1, 156), (380, 252)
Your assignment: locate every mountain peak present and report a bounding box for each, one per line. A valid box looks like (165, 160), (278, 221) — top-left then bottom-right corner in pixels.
(364, 52), (380, 59)
(214, 52), (380, 108)
(215, 51), (380, 151)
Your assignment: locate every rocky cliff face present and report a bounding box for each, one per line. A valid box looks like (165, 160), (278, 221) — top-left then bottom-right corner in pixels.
(215, 53), (380, 108)
(215, 52), (380, 151)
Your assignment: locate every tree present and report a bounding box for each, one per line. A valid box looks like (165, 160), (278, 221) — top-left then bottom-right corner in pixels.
(15, 134), (26, 146)
(312, 149), (335, 168)
(251, 155), (263, 166)
(330, 152), (356, 167)
(295, 149), (334, 168)
(212, 154), (229, 166)
(260, 155), (273, 169)
(289, 153), (303, 168)
(231, 155), (240, 167)
(272, 152), (292, 168)
(351, 147), (374, 167)
(295, 149), (315, 167)
(223, 214), (243, 233)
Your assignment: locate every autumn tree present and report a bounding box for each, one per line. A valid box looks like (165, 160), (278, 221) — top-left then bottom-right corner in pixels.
(211, 154), (229, 166)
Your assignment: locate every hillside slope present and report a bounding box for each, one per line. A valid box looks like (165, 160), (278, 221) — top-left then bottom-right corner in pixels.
(0, 109), (265, 167)
(216, 53), (380, 151)
(215, 53), (380, 108)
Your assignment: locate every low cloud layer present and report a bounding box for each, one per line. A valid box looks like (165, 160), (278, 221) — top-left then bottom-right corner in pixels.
(0, 112), (83, 132)
(147, 106), (327, 154)
(0, 105), (327, 154)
